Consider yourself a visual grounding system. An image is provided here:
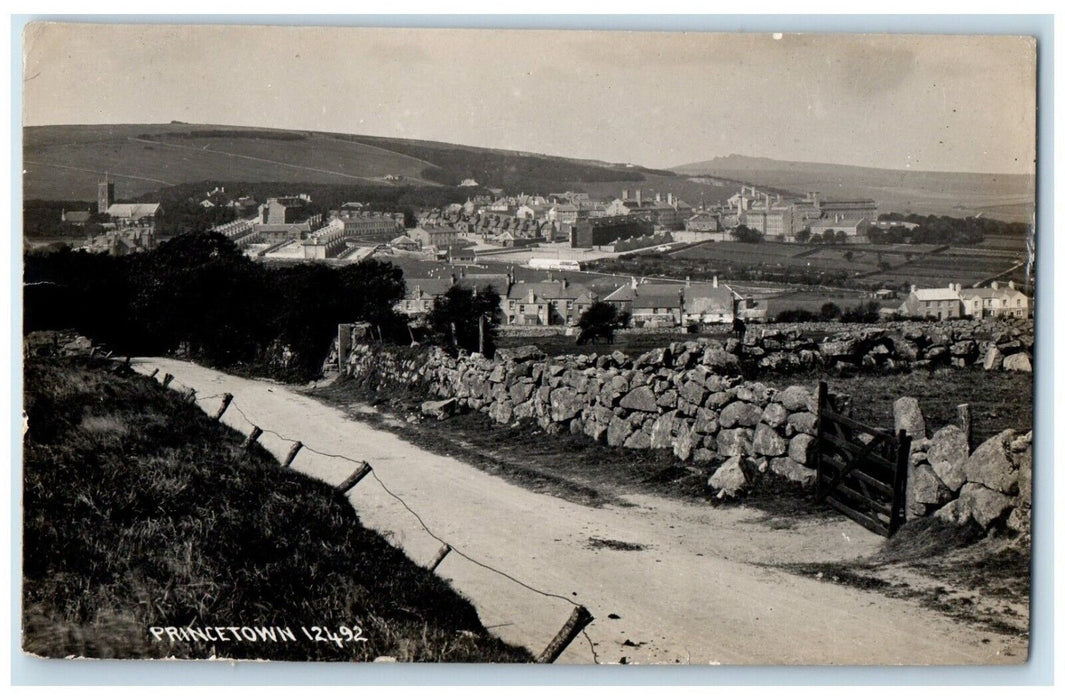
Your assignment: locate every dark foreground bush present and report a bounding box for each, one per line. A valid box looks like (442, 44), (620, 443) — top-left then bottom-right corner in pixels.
(22, 357), (530, 662)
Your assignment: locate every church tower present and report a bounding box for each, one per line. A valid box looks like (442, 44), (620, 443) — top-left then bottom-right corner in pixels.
(97, 174), (114, 214)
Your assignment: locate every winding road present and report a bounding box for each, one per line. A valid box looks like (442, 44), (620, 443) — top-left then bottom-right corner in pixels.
(134, 357), (1022, 665)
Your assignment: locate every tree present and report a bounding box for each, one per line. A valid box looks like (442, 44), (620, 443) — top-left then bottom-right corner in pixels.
(731, 224), (763, 244)
(794, 228), (811, 244)
(576, 301), (623, 345)
(820, 302), (842, 320)
(843, 250), (855, 262)
(427, 284), (502, 355)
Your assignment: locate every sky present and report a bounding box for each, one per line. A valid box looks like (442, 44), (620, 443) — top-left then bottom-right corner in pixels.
(22, 23), (1037, 174)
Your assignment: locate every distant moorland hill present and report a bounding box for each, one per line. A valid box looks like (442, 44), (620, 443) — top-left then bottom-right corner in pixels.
(23, 123), (739, 206)
(674, 154), (1035, 222)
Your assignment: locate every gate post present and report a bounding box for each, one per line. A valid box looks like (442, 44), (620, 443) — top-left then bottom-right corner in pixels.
(890, 429), (911, 535)
(814, 381), (828, 501)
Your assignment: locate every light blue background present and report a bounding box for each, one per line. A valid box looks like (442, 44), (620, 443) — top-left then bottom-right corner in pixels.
(9, 13), (1054, 686)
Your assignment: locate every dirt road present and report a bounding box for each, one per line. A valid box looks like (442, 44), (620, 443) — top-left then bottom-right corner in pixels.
(136, 358), (1023, 665)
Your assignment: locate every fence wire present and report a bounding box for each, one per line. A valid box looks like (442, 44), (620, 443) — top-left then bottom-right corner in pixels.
(152, 366), (601, 664)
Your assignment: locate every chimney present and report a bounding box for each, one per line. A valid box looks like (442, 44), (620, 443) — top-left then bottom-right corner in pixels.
(655, 192), (662, 203)
(636, 189), (642, 206)
(622, 189), (629, 201)
(1009, 280), (1016, 290)
(668, 193), (675, 206)
(450, 273), (457, 285)
(562, 278), (569, 289)
(713, 275), (718, 289)
(910, 284), (917, 294)
(991, 281), (999, 290)
(630, 276), (638, 290)
(685, 275), (691, 287)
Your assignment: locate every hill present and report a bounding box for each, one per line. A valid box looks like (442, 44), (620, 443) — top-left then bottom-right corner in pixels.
(25, 123), (735, 204)
(674, 154), (1035, 222)
(22, 353), (531, 661)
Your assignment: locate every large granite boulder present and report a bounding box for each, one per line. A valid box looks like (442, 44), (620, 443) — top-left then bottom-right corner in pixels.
(761, 402), (788, 429)
(926, 424), (970, 492)
(778, 385), (814, 413)
(421, 398), (457, 420)
(893, 396), (927, 439)
(1003, 352), (1032, 372)
(716, 427), (754, 457)
(719, 401), (763, 429)
(769, 456), (817, 487)
(619, 385), (658, 412)
(962, 429), (1019, 495)
(936, 483), (1013, 530)
(709, 456), (750, 498)
(788, 433), (816, 466)
(752, 423), (787, 457)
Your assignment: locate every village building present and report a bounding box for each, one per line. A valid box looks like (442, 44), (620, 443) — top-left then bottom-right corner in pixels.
(336, 211), (405, 241)
(570, 215), (654, 248)
(503, 277), (593, 326)
(958, 281), (1030, 319)
(410, 224), (460, 249)
(605, 189), (691, 230)
(809, 217), (873, 243)
(394, 278), (454, 319)
(682, 277), (735, 325)
(898, 284), (965, 320)
(61, 209), (92, 225)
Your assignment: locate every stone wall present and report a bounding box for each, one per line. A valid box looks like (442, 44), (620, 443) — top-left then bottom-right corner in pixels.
(896, 397), (1032, 541)
(342, 333), (1031, 536)
(740, 317), (1033, 375)
(343, 337), (852, 497)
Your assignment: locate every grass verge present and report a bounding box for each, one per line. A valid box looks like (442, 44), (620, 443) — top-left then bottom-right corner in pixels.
(22, 356), (531, 662)
(780, 518), (1030, 644)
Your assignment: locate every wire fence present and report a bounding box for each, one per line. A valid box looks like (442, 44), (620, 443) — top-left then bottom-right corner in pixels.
(149, 363), (600, 664)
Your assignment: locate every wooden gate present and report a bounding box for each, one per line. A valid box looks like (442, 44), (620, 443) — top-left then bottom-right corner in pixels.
(814, 381), (912, 537)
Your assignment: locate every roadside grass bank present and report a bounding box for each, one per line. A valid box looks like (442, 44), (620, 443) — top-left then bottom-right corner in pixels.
(22, 356), (531, 662)
(779, 518), (1030, 650)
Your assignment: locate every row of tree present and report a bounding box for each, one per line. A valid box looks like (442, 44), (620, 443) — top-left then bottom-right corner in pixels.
(25, 233), (411, 381)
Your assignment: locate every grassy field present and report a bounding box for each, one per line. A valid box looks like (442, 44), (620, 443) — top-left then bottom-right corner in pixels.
(591, 239), (1027, 296)
(22, 356), (531, 661)
(768, 369), (1033, 446)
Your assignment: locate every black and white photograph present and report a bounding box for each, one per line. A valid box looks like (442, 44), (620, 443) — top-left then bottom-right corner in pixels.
(18, 21), (1039, 669)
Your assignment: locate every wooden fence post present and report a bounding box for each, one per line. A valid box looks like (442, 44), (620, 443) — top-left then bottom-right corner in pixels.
(536, 605), (594, 664)
(213, 394), (234, 421)
(814, 381), (828, 501)
(282, 441), (303, 468)
(241, 426), (263, 451)
(336, 463), (372, 493)
(161, 373), (174, 389)
(185, 389), (197, 403)
(427, 544), (452, 572)
(148, 368), (159, 378)
(957, 403), (973, 454)
(890, 429), (911, 536)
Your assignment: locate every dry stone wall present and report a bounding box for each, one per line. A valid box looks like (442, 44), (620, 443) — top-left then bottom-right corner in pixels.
(342, 333), (1031, 536)
(343, 338), (853, 497)
(896, 398), (1032, 541)
(739, 318), (1033, 375)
